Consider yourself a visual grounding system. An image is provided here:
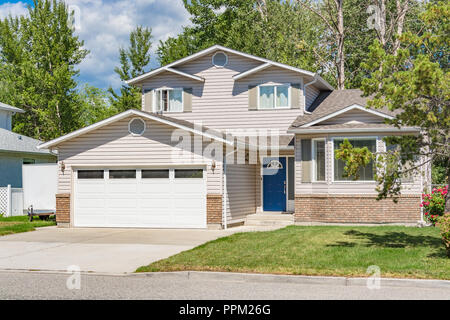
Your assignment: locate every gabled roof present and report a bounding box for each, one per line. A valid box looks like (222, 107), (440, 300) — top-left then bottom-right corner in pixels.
(0, 128), (54, 155)
(38, 109), (234, 150)
(0, 102), (24, 114)
(289, 89), (398, 129)
(126, 45), (333, 90)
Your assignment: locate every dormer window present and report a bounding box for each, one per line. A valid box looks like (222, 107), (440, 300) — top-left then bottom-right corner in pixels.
(258, 84), (290, 109)
(154, 88), (183, 112)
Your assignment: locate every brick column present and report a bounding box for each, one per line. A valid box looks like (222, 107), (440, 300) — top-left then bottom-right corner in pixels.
(207, 194), (222, 227)
(56, 194), (70, 227)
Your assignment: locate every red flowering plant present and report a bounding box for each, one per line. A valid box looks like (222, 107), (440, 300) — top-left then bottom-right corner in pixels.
(421, 186), (448, 225)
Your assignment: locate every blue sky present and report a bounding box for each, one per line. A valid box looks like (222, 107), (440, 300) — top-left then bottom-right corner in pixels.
(0, 0), (191, 90)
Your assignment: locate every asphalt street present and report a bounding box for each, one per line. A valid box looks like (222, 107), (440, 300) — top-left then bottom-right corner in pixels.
(1, 271), (449, 300)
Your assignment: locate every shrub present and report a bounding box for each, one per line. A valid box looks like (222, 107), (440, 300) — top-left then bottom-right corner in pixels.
(421, 186), (448, 225)
(437, 214), (450, 258)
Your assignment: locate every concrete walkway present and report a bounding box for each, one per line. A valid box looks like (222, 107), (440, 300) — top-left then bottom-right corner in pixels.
(0, 226), (276, 273)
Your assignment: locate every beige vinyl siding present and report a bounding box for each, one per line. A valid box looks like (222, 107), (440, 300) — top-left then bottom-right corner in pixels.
(56, 116), (223, 195)
(321, 109), (386, 125)
(141, 52), (309, 134)
(225, 163), (258, 224)
(305, 84), (320, 111)
(295, 133), (423, 195)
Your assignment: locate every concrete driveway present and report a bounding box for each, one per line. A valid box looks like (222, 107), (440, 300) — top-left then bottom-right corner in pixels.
(0, 226), (270, 274)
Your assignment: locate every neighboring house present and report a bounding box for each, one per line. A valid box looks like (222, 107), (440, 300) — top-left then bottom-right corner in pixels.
(0, 102), (56, 188)
(38, 45), (427, 229)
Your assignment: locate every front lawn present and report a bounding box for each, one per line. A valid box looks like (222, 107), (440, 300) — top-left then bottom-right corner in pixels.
(0, 215), (56, 236)
(137, 226), (450, 280)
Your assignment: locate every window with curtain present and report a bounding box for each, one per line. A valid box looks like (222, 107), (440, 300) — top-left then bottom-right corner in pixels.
(155, 88), (183, 112)
(313, 140), (326, 181)
(259, 85), (290, 109)
(333, 138), (377, 181)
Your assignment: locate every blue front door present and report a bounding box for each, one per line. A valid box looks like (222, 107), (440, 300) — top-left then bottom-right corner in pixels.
(263, 157), (286, 212)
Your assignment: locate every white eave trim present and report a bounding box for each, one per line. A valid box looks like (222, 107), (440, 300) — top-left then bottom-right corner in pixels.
(38, 109), (233, 150)
(233, 63), (272, 80)
(0, 102), (25, 114)
(126, 45), (332, 88)
(126, 66), (204, 85)
(287, 127), (420, 134)
(300, 104), (394, 128)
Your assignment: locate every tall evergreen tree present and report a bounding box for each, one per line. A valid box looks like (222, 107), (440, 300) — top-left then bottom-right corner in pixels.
(109, 26), (152, 113)
(0, 0), (88, 140)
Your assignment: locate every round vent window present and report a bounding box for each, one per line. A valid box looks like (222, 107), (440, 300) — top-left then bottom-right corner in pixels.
(128, 118), (146, 136)
(212, 52), (228, 67)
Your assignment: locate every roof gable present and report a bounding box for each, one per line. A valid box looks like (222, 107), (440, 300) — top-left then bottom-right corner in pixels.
(38, 110), (233, 150)
(290, 89), (397, 129)
(303, 104), (394, 127)
(126, 45), (333, 90)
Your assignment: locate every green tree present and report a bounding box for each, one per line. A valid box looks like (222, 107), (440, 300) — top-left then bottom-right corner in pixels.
(335, 2), (449, 211)
(109, 26), (152, 113)
(0, 0), (88, 141)
(157, 1), (324, 79)
(77, 85), (116, 127)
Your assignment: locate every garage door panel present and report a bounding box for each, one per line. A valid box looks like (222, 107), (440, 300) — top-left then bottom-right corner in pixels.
(106, 183), (138, 193)
(74, 168), (206, 228)
(76, 182), (105, 193)
(76, 198), (105, 208)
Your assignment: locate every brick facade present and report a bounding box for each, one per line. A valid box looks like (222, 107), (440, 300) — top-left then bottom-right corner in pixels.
(56, 193), (70, 225)
(207, 194), (222, 225)
(295, 194), (421, 224)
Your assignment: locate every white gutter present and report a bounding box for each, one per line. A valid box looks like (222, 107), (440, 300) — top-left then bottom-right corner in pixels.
(287, 127), (420, 134)
(303, 78), (319, 114)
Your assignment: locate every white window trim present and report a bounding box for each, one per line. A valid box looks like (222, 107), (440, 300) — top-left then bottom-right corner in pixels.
(331, 136), (379, 183)
(212, 51), (228, 68)
(257, 83), (291, 110)
(311, 138), (326, 182)
(153, 87), (184, 113)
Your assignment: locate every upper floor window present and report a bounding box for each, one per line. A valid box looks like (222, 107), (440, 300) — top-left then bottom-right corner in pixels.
(155, 88), (183, 112)
(333, 138), (377, 181)
(258, 84), (290, 109)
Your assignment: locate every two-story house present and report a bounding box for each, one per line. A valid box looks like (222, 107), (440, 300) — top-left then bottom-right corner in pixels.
(39, 45), (425, 229)
(0, 102), (56, 188)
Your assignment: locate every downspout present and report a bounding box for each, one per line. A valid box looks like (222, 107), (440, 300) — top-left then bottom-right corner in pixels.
(222, 149), (237, 230)
(303, 77), (319, 115)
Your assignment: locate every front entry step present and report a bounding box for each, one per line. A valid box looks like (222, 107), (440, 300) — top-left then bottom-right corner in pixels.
(245, 213), (294, 227)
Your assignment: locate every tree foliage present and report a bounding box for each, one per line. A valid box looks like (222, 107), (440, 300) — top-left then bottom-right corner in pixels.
(336, 1), (449, 210)
(0, 0), (88, 141)
(108, 26), (152, 113)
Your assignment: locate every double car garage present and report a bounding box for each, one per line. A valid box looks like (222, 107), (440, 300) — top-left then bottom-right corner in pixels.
(73, 168), (207, 229)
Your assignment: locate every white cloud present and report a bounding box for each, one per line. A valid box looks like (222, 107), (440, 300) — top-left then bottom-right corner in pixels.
(67, 0), (191, 90)
(0, 1), (28, 19)
(0, 0), (191, 90)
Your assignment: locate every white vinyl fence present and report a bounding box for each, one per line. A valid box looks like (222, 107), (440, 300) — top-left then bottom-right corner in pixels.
(0, 185), (24, 217)
(1, 163), (57, 217)
(0, 185), (10, 216)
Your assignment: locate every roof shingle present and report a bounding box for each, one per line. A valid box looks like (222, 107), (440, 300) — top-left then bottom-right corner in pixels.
(290, 89), (397, 129)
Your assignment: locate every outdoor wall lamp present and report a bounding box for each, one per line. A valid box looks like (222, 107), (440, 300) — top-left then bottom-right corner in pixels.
(60, 161), (65, 174)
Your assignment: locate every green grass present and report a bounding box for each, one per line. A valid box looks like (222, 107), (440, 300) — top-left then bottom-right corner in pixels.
(0, 215), (56, 236)
(137, 226), (450, 280)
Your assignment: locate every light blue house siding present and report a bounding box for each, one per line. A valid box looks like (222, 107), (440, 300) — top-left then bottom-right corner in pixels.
(0, 152), (56, 188)
(0, 103), (57, 188)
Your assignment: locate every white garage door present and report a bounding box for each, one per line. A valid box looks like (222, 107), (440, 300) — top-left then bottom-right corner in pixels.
(74, 168), (207, 228)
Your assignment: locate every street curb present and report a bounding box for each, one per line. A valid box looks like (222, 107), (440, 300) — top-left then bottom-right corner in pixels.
(140, 271), (450, 289)
(1, 269), (449, 289)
